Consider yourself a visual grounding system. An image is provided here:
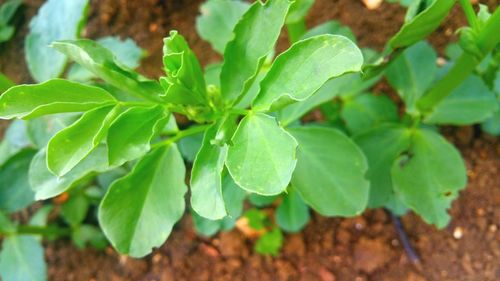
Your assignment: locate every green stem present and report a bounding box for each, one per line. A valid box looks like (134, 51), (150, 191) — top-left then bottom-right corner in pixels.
(458, 0), (479, 29)
(152, 124), (211, 148)
(417, 8), (500, 112)
(15, 225), (71, 237)
(287, 19), (307, 44)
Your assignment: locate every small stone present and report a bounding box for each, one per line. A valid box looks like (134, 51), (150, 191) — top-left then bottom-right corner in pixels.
(453, 227), (464, 239)
(488, 224), (497, 232)
(362, 0), (383, 9)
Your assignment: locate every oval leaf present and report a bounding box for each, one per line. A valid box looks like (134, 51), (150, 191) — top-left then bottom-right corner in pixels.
(424, 75), (498, 125)
(391, 128), (467, 228)
(0, 149), (36, 213)
(47, 105), (119, 176)
(385, 41), (437, 114)
(0, 79), (116, 120)
(99, 145), (187, 258)
(220, 0), (292, 104)
(353, 125), (412, 207)
(196, 0), (250, 54)
(107, 105), (168, 166)
(252, 35), (363, 111)
(190, 123), (228, 220)
(30, 146), (110, 200)
(25, 0), (88, 82)
(289, 126), (369, 216)
(275, 188), (310, 233)
(226, 113), (298, 195)
(0, 236), (46, 281)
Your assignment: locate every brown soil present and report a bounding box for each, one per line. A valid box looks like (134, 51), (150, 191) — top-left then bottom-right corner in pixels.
(0, 0), (499, 280)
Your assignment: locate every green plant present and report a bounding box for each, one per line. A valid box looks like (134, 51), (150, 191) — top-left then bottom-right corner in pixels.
(0, 0), (22, 43)
(0, 0), (498, 279)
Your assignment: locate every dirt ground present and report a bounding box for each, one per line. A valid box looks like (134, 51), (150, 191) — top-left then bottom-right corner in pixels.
(0, 0), (499, 280)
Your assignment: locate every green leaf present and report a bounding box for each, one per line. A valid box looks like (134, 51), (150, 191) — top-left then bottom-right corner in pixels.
(72, 225), (108, 250)
(0, 149), (36, 213)
(47, 105), (119, 176)
(289, 126), (369, 216)
(226, 113), (298, 195)
(0, 26), (15, 43)
(353, 125), (411, 207)
(0, 0), (22, 26)
(27, 114), (78, 148)
(255, 227), (283, 256)
(278, 72), (379, 125)
(52, 40), (162, 102)
(99, 145), (187, 257)
(61, 193), (89, 227)
(341, 94), (399, 134)
(191, 209), (221, 237)
(301, 20), (357, 43)
(0, 236), (46, 281)
(481, 108), (500, 136)
(160, 31), (207, 105)
(5, 120), (32, 149)
(219, 172), (247, 230)
(68, 36), (145, 82)
(25, 0), (88, 82)
(0, 211), (15, 234)
(275, 188), (309, 233)
(244, 209), (268, 230)
(248, 194), (278, 207)
(252, 35), (363, 111)
(0, 79), (116, 120)
(286, 0), (314, 24)
(220, 0), (292, 104)
(107, 105), (168, 166)
(190, 123), (228, 220)
(28, 205), (53, 228)
(389, 0), (455, 48)
(424, 75), (498, 125)
(30, 146), (110, 200)
(178, 132), (204, 162)
(196, 0), (250, 54)
(391, 128), (467, 228)
(385, 41), (436, 114)
(0, 73), (14, 93)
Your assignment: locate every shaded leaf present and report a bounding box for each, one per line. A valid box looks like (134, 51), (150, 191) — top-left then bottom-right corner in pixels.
(0, 149), (36, 213)
(424, 75), (498, 125)
(25, 0), (88, 82)
(353, 125), (411, 207)
(275, 188), (309, 233)
(0, 236), (46, 281)
(386, 41), (436, 113)
(392, 128), (467, 228)
(289, 126), (369, 216)
(196, 0), (250, 54)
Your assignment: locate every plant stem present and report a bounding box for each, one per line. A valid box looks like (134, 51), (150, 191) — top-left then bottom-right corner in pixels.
(417, 8), (500, 112)
(390, 212), (420, 265)
(16, 225), (71, 237)
(152, 124), (211, 148)
(458, 0), (478, 29)
(287, 19), (307, 44)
